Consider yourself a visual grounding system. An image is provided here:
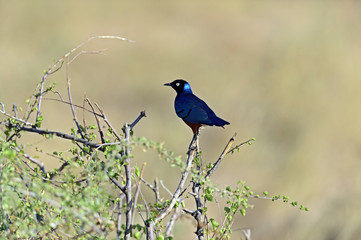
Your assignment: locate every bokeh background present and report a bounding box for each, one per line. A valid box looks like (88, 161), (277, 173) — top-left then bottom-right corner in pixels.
(1, 1), (361, 239)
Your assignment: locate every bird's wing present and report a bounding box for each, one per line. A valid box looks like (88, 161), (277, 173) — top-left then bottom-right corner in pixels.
(175, 94), (214, 125)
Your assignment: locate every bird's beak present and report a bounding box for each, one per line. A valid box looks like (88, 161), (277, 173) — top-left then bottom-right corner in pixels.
(164, 83), (171, 86)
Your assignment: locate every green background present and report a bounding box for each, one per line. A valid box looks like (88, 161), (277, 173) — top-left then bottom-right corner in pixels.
(1, 1), (361, 239)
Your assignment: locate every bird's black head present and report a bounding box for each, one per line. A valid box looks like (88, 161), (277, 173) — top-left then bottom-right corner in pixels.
(164, 79), (192, 94)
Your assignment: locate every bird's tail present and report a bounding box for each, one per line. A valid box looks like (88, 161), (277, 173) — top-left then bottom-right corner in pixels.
(212, 116), (230, 127)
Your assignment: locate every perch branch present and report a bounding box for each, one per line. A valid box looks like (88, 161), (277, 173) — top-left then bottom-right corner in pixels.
(154, 132), (198, 222)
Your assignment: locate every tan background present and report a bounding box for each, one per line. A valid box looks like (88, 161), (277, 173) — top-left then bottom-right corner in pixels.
(1, 1), (361, 239)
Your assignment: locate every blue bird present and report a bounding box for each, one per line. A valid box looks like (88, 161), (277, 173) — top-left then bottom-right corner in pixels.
(164, 79), (230, 134)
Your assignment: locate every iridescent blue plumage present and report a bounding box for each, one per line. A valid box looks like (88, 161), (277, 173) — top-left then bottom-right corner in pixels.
(164, 79), (230, 133)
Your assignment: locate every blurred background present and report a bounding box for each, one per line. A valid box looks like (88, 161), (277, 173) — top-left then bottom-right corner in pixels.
(1, 1), (361, 239)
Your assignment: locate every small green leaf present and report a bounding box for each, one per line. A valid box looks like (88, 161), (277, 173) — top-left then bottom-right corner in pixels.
(240, 208), (246, 216)
(210, 218), (219, 230)
(135, 166), (140, 177)
(134, 232), (141, 240)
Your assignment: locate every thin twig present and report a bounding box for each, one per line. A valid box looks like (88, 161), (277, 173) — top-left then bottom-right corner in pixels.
(159, 179), (173, 197)
(66, 56), (85, 139)
(206, 133), (237, 179)
(36, 35), (134, 122)
(116, 194), (125, 240)
(68, 49), (107, 64)
(95, 103), (122, 142)
(85, 98), (105, 144)
(16, 149), (46, 174)
(140, 177), (160, 203)
(12, 104), (18, 118)
(109, 175), (126, 194)
(226, 138), (255, 155)
(130, 111), (146, 131)
(43, 98), (103, 117)
(131, 162), (146, 225)
(0, 103), (33, 126)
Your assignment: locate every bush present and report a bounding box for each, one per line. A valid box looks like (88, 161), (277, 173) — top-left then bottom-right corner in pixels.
(0, 36), (307, 240)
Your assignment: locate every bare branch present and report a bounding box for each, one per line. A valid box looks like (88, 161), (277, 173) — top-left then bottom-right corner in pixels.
(109, 175), (126, 194)
(131, 162), (146, 225)
(85, 98), (105, 144)
(0, 122), (104, 150)
(95, 103), (122, 142)
(0, 102), (33, 126)
(68, 49), (107, 64)
(43, 98), (103, 117)
(16, 148), (46, 174)
(124, 123), (132, 240)
(116, 194), (125, 240)
(159, 179), (173, 197)
(130, 110), (146, 131)
(66, 56), (85, 139)
(140, 177), (160, 203)
(226, 137), (255, 155)
(206, 133), (237, 179)
(35, 35), (134, 122)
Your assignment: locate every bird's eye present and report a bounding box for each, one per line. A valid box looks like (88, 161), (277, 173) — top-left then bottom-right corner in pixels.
(176, 83), (180, 86)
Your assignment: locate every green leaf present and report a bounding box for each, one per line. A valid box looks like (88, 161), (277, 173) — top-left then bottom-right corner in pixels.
(134, 232), (141, 240)
(205, 193), (213, 202)
(135, 166), (140, 177)
(35, 115), (44, 128)
(210, 218), (219, 230)
(240, 208), (246, 216)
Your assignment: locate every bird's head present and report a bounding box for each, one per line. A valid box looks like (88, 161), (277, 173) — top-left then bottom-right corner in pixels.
(164, 79), (192, 94)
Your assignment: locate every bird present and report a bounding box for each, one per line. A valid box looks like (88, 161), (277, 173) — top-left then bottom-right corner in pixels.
(164, 79), (230, 134)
